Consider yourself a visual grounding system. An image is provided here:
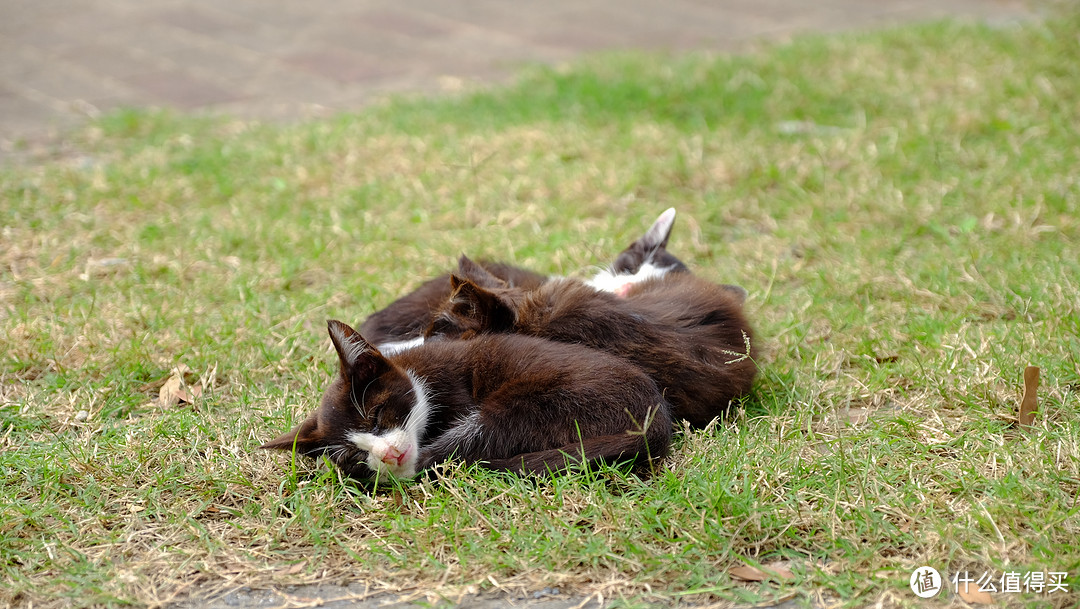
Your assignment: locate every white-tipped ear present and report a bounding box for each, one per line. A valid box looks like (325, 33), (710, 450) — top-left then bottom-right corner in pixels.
(642, 208), (677, 249)
(327, 319), (374, 370)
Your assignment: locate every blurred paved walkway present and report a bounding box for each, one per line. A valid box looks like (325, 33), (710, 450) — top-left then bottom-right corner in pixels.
(0, 0), (1033, 155)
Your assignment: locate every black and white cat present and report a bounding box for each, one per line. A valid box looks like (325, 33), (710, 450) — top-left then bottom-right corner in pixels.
(261, 320), (672, 480)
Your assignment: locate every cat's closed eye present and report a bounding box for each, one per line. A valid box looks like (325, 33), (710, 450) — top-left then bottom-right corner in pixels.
(367, 402), (386, 429)
(427, 314), (460, 337)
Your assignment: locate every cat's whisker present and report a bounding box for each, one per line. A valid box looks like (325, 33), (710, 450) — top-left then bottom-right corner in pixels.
(348, 384), (362, 415)
(328, 446), (350, 463)
(315, 444), (344, 459)
(356, 378), (378, 417)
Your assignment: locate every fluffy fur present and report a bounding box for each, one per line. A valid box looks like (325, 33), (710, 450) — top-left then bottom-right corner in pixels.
(261, 320), (672, 480)
(358, 261), (547, 349)
(358, 209), (688, 352)
(428, 261), (756, 428)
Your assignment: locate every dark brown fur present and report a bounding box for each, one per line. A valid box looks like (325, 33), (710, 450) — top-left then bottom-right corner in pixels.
(358, 261), (546, 346)
(358, 209), (688, 346)
(262, 321), (671, 480)
(427, 259), (757, 428)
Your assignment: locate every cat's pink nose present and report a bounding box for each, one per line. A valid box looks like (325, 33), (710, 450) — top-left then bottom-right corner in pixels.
(381, 447), (408, 467)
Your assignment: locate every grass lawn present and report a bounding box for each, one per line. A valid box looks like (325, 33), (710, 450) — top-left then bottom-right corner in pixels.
(2, 12), (1079, 609)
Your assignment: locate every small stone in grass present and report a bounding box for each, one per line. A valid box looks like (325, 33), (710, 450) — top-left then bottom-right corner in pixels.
(75, 410), (89, 422)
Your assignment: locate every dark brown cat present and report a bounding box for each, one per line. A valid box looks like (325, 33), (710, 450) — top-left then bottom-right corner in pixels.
(261, 320), (671, 480)
(358, 209), (688, 354)
(359, 261), (547, 354)
(427, 258), (756, 428)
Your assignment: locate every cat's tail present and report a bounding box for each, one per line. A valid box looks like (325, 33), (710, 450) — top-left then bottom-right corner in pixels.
(482, 406), (672, 474)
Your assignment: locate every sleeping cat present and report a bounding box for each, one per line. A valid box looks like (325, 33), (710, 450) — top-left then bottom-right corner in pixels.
(426, 257), (756, 428)
(261, 320), (672, 480)
(359, 261), (546, 355)
(357, 209), (686, 354)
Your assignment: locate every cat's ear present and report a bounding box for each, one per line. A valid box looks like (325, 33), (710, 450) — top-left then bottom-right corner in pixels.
(456, 255), (508, 290)
(260, 415), (322, 453)
(327, 319), (388, 380)
(448, 277), (516, 331)
(720, 284), (749, 306)
(640, 207), (677, 250)
(612, 208), (680, 273)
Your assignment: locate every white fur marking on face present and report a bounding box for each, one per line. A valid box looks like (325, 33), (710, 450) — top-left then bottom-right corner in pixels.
(376, 336), (425, 356)
(628, 261), (670, 283)
(345, 369), (433, 478)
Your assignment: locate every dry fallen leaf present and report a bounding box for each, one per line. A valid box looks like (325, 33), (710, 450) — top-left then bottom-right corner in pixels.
(957, 585), (994, 604)
(174, 384), (203, 404)
(729, 566), (767, 582)
(158, 374), (184, 407)
(829, 407), (870, 426)
(157, 365), (202, 407)
(729, 562), (794, 582)
(1018, 365), (1039, 427)
(285, 560), (307, 575)
(762, 561), (795, 580)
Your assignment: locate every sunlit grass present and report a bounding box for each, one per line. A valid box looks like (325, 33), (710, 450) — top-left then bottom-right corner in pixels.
(2, 14), (1079, 609)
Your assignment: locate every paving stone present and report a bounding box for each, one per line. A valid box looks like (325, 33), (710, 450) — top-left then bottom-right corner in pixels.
(279, 48), (398, 85)
(0, 0), (1035, 150)
(122, 68), (247, 108)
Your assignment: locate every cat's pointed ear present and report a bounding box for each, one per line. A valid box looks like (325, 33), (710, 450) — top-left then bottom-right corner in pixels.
(260, 415), (321, 454)
(327, 319), (388, 380)
(640, 207), (677, 250)
(720, 284), (749, 306)
(612, 208), (682, 274)
(449, 276), (516, 331)
(456, 255), (508, 289)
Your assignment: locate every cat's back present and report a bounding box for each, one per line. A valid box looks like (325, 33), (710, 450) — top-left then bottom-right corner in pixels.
(360, 261), (547, 345)
(519, 278), (631, 331)
(400, 332), (659, 401)
(463, 334), (666, 423)
(628, 273), (750, 328)
(359, 273), (452, 344)
(480, 261), (547, 289)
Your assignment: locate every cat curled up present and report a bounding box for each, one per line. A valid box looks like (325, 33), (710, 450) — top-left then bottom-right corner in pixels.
(426, 257), (756, 428)
(356, 208), (688, 356)
(261, 320), (672, 480)
(359, 260), (547, 355)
